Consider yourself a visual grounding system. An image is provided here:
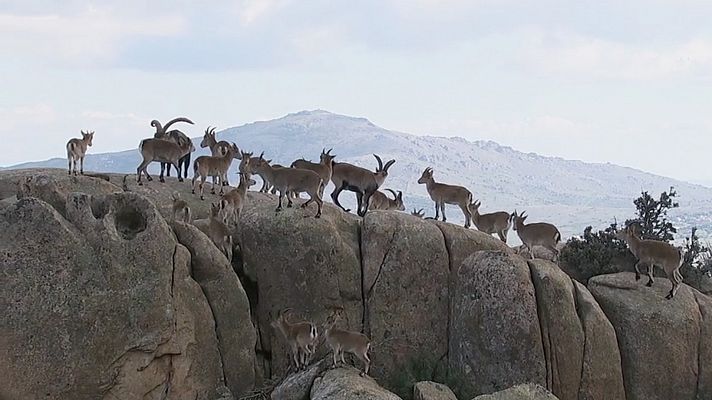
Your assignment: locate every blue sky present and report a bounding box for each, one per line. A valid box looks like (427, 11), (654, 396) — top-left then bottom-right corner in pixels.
(1, 0), (711, 185)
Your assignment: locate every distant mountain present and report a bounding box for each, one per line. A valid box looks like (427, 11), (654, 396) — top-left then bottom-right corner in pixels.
(7, 109), (712, 240)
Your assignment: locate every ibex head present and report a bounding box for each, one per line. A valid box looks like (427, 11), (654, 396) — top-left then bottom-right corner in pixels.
(417, 167), (434, 184)
(384, 189), (405, 211)
(320, 148), (336, 166)
(200, 126), (217, 148)
(80, 130), (95, 146)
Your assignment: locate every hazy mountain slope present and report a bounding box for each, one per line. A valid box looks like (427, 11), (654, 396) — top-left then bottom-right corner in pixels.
(7, 110), (712, 239)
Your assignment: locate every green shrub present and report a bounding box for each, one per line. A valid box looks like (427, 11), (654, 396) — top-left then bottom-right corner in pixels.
(559, 224), (631, 283)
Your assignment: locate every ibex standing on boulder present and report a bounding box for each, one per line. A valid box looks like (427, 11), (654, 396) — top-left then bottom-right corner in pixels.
(252, 153), (324, 218)
(191, 143), (241, 200)
(417, 167), (473, 228)
(171, 192), (192, 223)
(512, 210), (561, 261)
(200, 126), (232, 185)
(220, 171), (257, 225)
(136, 135), (195, 185)
(323, 306), (371, 376)
(66, 130), (94, 175)
(291, 148), (337, 197)
(152, 117), (194, 179)
(330, 154), (395, 217)
(271, 308), (319, 371)
(193, 201), (233, 262)
(616, 222), (684, 299)
(469, 200), (513, 243)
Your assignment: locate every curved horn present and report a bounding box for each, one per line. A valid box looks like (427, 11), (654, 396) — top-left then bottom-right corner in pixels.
(383, 159), (396, 172)
(384, 188), (398, 200)
(210, 126), (217, 135)
(327, 148), (333, 155)
(205, 125), (212, 135)
(398, 190), (403, 199)
(150, 120), (162, 133)
(259, 151), (264, 160)
(162, 117), (194, 133)
(373, 154), (384, 170)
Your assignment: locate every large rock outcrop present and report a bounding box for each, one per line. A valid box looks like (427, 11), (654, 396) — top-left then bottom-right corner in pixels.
(5, 169), (712, 400)
(310, 367), (403, 400)
(362, 211), (450, 380)
(413, 381), (458, 400)
(472, 384), (559, 400)
(237, 191), (363, 377)
(0, 193), (234, 399)
(528, 260), (625, 400)
(589, 273), (712, 400)
(173, 222), (257, 395)
(449, 251), (546, 399)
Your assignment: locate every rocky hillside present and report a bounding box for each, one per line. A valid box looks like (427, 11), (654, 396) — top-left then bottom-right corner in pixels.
(2, 168), (712, 400)
(6, 110), (712, 239)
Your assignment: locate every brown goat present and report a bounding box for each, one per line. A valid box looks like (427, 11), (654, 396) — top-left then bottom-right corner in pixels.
(191, 143), (241, 200)
(368, 189), (405, 211)
(252, 153), (324, 218)
(136, 136), (194, 185)
(330, 154), (395, 217)
(66, 130), (94, 175)
(616, 223), (684, 299)
(417, 167), (473, 228)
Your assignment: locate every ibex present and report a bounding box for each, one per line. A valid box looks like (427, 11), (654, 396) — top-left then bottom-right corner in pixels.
(193, 201), (233, 262)
(220, 171), (257, 225)
(191, 143), (241, 200)
(616, 222), (684, 299)
(252, 153), (324, 218)
(469, 200), (513, 243)
(152, 117), (194, 179)
(136, 135), (195, 185)
(171, 192), (192, 223)
(271, 308), (319, 371)
(512, 211), (561, 261)
(200, 126), (230, 156)
(291, 148), (336, 197)
(368, 189), (405, 211)
(323, 306), (371, 376)
(200, 126), (232, 185)
(66, 130), (94, 175)
(417, 167), (473, 228)
(239, 154), (279, 193)
(330, 154), (395, 217)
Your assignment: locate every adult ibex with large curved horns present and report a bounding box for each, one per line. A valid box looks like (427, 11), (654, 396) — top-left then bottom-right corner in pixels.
(330, 154), (395, 217)
(152, 117), (194, 179)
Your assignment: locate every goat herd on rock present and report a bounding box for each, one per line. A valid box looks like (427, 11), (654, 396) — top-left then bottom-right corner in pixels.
(62, 116), (686, 374)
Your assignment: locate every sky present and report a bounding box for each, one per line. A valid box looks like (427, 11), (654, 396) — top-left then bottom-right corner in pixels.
(1, 0), (711, 185)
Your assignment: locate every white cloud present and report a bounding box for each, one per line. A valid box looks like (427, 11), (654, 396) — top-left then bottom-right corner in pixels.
(289, 25), (348, 58)
(0, 104), (58, 130)
(234, 0), (291, 26)
(520, 31), (712, 80)
(0, 7), (186, 65)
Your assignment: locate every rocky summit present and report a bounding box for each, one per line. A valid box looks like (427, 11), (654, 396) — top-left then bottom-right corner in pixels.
(1, 168), (711, 400)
